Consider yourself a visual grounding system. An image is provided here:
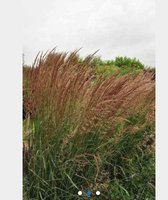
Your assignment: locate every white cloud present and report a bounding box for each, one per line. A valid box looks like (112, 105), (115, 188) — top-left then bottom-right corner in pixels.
(23, 0), (155, 66)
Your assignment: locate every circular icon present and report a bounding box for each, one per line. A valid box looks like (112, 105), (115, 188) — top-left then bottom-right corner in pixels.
(96, 191), (101, 196)
(86, 191), (92, 197)
(78, 191), (82, 196)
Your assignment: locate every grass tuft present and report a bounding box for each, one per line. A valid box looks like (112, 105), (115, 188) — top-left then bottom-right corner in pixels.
(23, 50), (155, 200)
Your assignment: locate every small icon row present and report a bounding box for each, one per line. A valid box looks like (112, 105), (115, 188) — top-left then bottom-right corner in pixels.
(78, 190), (100, 197)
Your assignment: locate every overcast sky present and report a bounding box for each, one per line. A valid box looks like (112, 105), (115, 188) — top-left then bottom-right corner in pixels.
(23, 0), (155, 66)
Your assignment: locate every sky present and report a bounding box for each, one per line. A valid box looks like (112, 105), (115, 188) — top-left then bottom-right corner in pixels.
(23, 0), (155, 66)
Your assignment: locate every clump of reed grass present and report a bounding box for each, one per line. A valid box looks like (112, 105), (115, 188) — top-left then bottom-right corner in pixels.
(23, 50), (155, 200)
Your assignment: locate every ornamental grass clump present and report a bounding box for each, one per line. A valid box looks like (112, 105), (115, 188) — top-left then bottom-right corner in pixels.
(23, 50), (155, 200)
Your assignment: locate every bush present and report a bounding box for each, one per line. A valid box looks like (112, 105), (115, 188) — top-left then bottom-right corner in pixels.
(110, 56), (145, 69)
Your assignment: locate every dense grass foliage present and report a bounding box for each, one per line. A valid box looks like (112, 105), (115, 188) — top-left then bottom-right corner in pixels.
(23, 51), (155, 200)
